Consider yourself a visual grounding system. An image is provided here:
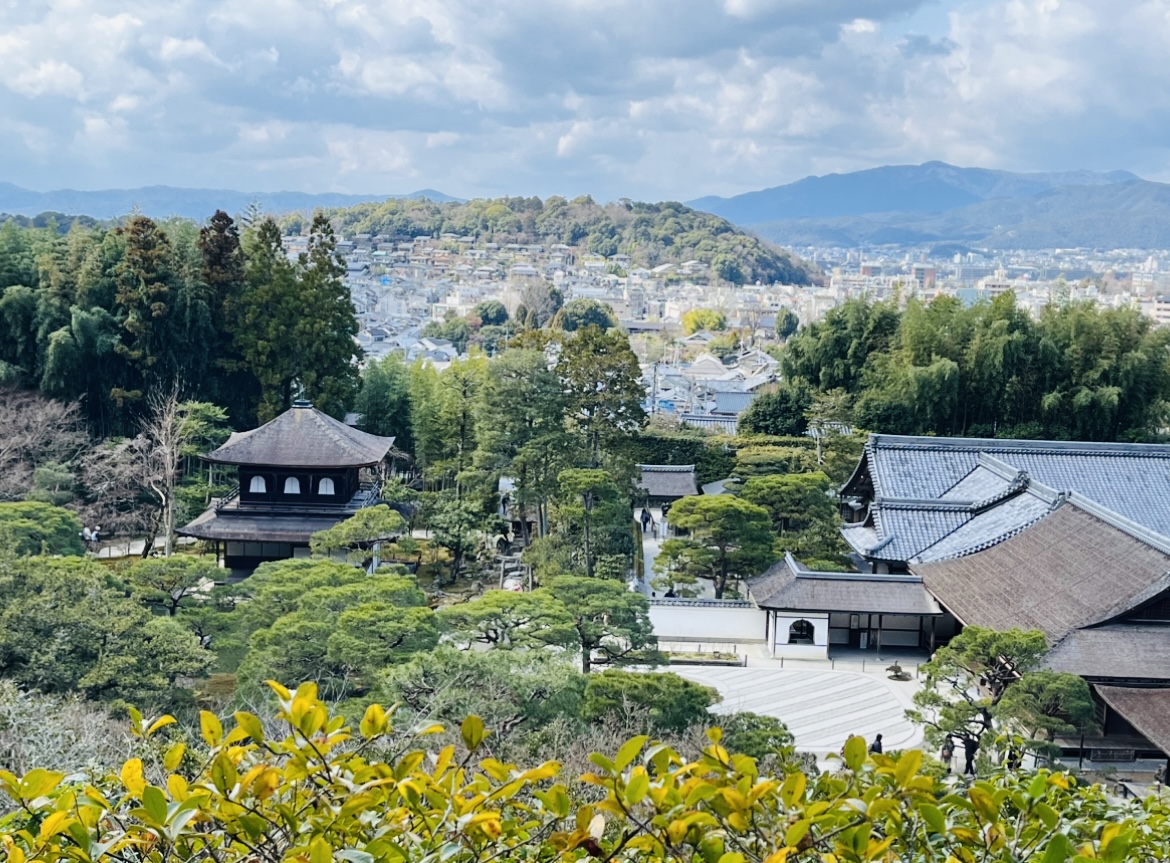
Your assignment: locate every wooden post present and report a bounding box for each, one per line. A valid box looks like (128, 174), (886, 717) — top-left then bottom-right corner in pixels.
(929, 616), (937, 654)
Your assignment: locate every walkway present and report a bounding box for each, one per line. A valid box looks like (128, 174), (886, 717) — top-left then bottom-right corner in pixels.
(672, 665), (922, 756)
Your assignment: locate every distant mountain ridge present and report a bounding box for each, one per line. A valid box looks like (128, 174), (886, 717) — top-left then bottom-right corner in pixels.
(0, 183), (461, 221)
(687, 162), (1167, 249)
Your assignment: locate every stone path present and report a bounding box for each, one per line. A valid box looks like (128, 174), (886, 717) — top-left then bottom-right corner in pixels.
(671, 666), (922, 756)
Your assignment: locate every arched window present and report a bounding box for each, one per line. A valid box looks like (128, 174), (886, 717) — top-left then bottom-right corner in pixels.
(283, 477), (301, 495)
(319, 477), (336, 496)
(788, 619), (815, 645)
(249, 475), (267, 494)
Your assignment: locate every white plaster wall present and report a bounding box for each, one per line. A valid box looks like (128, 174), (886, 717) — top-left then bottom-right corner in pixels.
(648, 605), (767, 643)
(776, 612), (833, 645)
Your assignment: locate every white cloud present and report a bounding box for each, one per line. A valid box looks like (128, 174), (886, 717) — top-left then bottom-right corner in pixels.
(0, 0), (1167, 198)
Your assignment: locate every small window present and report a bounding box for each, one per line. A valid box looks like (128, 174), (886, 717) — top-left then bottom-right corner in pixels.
(283, 477), (301, 495)
(249, 475), (267, 494)
(788, 619), (815, 645)
(319, 477), (336, 496)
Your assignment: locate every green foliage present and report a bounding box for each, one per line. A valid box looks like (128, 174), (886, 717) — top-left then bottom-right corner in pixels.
(740, 380), (814, 436)
(125, 556), (219, 616)
(0, 686), (1169, 863)
(380, 647), (586, 741)
(437, 590), (576, 650)
(785, 294), (1170, 441)
(471, 299), (509, 327)
(908, 626), (1089, 761)
(309, 505), (407, 567)
(235, 561), (435, 698)
(0, 556), (212, 707)
(663, 495), (775, 599)
(739, 471), (836, 534)
(556, 326), (647, 462)
(582, 669), (719, 733)
(718, 711), (795, 760)
(681, 308), (727, 334)
(353, 354), (414, 451)
(544, 575), (659, 672)
(553, 298), (619, 332)
(0, 502), (84, 556)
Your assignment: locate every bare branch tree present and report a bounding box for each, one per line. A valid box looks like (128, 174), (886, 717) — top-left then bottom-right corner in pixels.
(0, 388), (87, 502)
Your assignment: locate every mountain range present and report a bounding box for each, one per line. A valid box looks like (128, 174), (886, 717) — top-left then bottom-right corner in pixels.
(688, 162), (1170, 249)
(0, 184), (460, 221)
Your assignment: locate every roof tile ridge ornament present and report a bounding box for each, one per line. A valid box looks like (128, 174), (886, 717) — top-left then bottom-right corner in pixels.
(911, 509), (1056, 565)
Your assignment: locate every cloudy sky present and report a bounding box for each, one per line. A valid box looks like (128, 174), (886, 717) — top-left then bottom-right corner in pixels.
(1, 0), (1167, 200)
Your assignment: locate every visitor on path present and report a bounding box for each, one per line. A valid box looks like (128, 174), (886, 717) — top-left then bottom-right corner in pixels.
(940, 737), (955, 774)
(963, 737), (978, 775)
(868, 734), (883, 754)
(640, 508), (651, 533)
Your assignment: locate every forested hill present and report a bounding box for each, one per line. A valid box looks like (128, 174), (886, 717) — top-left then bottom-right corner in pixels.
(300, 195), (815, 285)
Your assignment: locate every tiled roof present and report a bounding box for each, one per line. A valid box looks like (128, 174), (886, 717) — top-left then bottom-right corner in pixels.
(915, 502), (1170, 642)
(749, 554), (941, 615)
(1046, 626), (1170, 682)
(178, 509), (364, 544)
(1094, 686), (1170, 755)
(205, 402), (396, 468)
(637, 464), (699, 499)
(712, 391), (757, 415)
(857, 434), (1170, 538)
(679, 414), (738, 435)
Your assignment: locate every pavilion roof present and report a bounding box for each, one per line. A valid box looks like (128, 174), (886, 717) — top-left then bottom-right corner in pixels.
(204, 401), (395, 468)
(749, 553), (941, 616)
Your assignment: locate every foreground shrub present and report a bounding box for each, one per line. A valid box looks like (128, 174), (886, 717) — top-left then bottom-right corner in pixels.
(0, 682), (1167, 862)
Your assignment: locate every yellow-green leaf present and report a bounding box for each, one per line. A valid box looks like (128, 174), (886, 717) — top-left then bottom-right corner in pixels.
(164, 742), (186, 773)
(785, 819), (811, 848)
(234, 711), (264, 743)
(461, 715), (486, 752)
(145, 715), (176, 737)
(38, 811), (70, 840)
(310, 836), (332, 863)
(895, 749), (922, 787)
(615, 735), (649, 771)
(843, 735), (867, 771)
(199, 711), (223, 747)
(120, 759), (146, 798)
(780, 771), (806, 808)
(360, 703), (387, 739)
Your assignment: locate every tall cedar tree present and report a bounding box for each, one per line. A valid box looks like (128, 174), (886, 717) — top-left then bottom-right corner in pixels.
(111, 216), (177, 408)
(238, 216), (360, 421)
(198, 211), (259, 424)
(556, 325), (647, 465)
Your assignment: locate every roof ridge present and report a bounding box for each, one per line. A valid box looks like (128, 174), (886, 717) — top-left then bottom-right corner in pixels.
(872, 433), (1170, 457)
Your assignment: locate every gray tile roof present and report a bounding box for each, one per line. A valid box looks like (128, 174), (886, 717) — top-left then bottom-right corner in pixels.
(206, 402), (396, 468)
(178, 508), (363, 544)
(679, 414), (739, 435)
(1094, 686), (1170, 755)
(915, 502), (1170, 642)
(749, 554), (941, 615)
(713, 391), (757, 415)
(637, 465), (699, 499)
(855, 434), (1170, 539)
(1046, 626), (1170, 682)
(913, 490), (1054, 563)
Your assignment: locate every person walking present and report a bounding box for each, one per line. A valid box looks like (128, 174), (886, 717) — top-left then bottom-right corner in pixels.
(639, 508), (651, 534)
(963, 737), (978, 775)
(868, 734), (883, 755)
(940, 737), (954, 774)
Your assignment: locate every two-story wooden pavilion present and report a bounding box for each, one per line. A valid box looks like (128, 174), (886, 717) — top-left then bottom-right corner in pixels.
(178, 400), (396, 574)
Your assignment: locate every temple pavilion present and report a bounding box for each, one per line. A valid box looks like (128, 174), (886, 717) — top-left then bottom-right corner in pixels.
(178, 400), (396, 574)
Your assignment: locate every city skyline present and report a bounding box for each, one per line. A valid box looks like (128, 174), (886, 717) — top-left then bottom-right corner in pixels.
(0, 0), (1167, 201)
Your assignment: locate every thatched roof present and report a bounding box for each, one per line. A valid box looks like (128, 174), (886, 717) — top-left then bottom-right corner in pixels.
(914, 502), (1170, 642)
(1095, 686), (1170, 756)
(205, 401), (395, 468)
